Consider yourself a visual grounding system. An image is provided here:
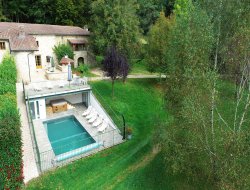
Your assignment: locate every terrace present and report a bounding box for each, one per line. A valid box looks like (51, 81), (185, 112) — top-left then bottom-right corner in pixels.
(23, 78), (90, 100)
(23, 78), (124, 172)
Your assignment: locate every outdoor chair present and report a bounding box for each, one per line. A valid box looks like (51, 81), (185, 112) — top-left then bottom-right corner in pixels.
(87, 111), (98, 121)
(33, 84), (42, 91)
(92, 115), (103, 127)
(82, 106), (93, 116)
(59, 80), (64, 88)
(47, 82), (53, 89)
(98, 121), (109, 133)
(86, 109), (96, 119)
(88, 113), (98, 123)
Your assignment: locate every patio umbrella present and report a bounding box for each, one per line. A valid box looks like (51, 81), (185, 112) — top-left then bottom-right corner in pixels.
(51, 57), (55, 72)
(68, 63), (72, 87)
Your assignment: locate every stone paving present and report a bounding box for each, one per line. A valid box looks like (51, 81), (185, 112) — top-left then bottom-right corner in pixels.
(16, 83), (39, 183)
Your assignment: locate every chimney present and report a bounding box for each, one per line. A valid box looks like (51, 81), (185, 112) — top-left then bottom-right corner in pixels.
(18, 25), (25, 38)
(65, 55), (68, 58)
(84, 25), (88, 31)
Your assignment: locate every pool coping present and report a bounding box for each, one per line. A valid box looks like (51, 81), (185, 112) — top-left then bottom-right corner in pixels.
(33, 112), (102, 169)
(44, 115), (96, 156)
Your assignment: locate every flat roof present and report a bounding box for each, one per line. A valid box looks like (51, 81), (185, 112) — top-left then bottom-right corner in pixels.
(24, 81), (91, 100)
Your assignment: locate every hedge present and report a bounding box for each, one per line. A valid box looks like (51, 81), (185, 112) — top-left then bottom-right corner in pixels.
(0, 55), (23, 189)
(53, 43), (74, 63)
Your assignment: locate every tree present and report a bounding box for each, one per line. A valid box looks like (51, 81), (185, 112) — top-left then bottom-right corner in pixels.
(0, 0), (6, 21)
(54, 0), (77, 25)
(91, 0), (141, 58)
(146, 11), (174, 73)
(102, 46), (129, 97)
(136, 0), (164, 34)
(155, 0), (250, 188)
(53, 44), (74, 63)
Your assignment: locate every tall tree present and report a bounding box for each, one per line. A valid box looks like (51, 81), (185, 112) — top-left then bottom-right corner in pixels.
(54, 0), (77, 25)
(146, 11), (174, 73)
(136, 0), (164, 34)
(91, 0), (141, 58)
(156, 0), (250, 188)
(0, 0), (5, 21)
(102, 46), (129, 97)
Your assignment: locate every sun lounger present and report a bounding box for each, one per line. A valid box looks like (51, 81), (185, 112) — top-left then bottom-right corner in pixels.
(98, 121), (108, 133)
(59, 81), (64, 88)
(88, 113), (98, 123)
(82, 106), (92, 116)
(92, 116), (103, 127)
(47, 82), (53, 89)
(86, 110), (96, 119)
(33, 84), (42, 91)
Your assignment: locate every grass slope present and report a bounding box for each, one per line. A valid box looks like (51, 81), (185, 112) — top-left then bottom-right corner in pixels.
(26, 79), (170, 190)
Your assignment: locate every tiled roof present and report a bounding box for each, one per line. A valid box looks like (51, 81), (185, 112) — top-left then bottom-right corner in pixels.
(60, 57), (74, 64)
(0, 28), (38, 51)
(68, 39), (88, 44)
(0, 22), (90, 36)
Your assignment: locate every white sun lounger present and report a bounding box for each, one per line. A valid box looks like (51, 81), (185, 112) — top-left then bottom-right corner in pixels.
(34, 85), (42, 91)
(88, 113), (98, 123)
(82, 106), (93, 116)
(92, 116), (103, 127)
(86, 110), (96, 120)
(98, 121), (108, 133)
(47, 82), (53, 89)
(59, 81), (64, 88)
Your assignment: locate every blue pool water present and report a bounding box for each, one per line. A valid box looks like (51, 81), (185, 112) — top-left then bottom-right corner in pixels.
(43, 116), (95, 156)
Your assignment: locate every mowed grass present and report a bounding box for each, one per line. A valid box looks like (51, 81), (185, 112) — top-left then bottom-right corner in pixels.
(130, 60), (154, 75)
(25, 79), (171, 190)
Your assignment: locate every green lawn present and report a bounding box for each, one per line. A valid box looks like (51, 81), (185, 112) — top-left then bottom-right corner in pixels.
(24, 78), (243, 189)
(130, 60), (154, 75)
(25, 79), (172, 190)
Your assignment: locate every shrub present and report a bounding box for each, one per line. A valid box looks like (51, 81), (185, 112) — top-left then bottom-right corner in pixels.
(96, 55), (104, 64)
(0, 55), (23, 189)
(0, 55), (17, 94)
(53, 43), (74, 62)
(77, 64), (89, 75)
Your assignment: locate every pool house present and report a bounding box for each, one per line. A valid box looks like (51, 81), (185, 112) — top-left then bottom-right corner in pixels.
(23, 79), (123, 172)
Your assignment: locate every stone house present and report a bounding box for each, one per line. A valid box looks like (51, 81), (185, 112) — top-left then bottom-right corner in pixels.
(0, 22), (90, 82)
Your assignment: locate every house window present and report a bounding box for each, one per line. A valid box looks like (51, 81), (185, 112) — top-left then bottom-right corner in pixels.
(0, 42), (6, 50)
(36, 41), (39, 47)
(35, 55), (42, 69)
(46, 56), (51, 62)
(73, 44), (86, 51)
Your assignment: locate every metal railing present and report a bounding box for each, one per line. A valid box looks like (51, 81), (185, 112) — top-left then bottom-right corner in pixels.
(26, 98), (42, 172)
(39, 128), (122, 172)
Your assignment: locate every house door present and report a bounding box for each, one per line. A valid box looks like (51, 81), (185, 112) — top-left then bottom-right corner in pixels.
(78, 57), (84, 66)
(35, 55), (42, 69)
(29, 99), (46, 120)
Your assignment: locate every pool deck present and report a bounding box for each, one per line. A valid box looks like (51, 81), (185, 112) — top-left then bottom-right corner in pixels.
(16, 83), (39, 183)
(34, 104), (123, 171)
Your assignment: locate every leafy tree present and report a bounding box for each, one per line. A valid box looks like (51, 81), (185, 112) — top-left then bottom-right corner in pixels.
(0, 0), (6, 21)
(2, 0), (30, 22)
(91, 0), (141, 58)
(146, 11), (174, 73)
(155, 0), (250, 188)
(54, 0), (77, 25)
(136, 0), (164, 34)
(102, 46), (129, 97)
(53, 43), (74, 63)
(28, 0), (56, 24)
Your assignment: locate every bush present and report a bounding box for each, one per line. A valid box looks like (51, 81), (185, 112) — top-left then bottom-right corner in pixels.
(0, 55), (17, 94)
(53, 43), (74, 62)
(96, 55), (104, 64)
(0, 55), (23, 189)
(77, 64), (90, 75)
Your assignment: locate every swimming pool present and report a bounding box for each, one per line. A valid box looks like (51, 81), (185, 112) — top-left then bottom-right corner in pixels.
(43, 115), (96, 156)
